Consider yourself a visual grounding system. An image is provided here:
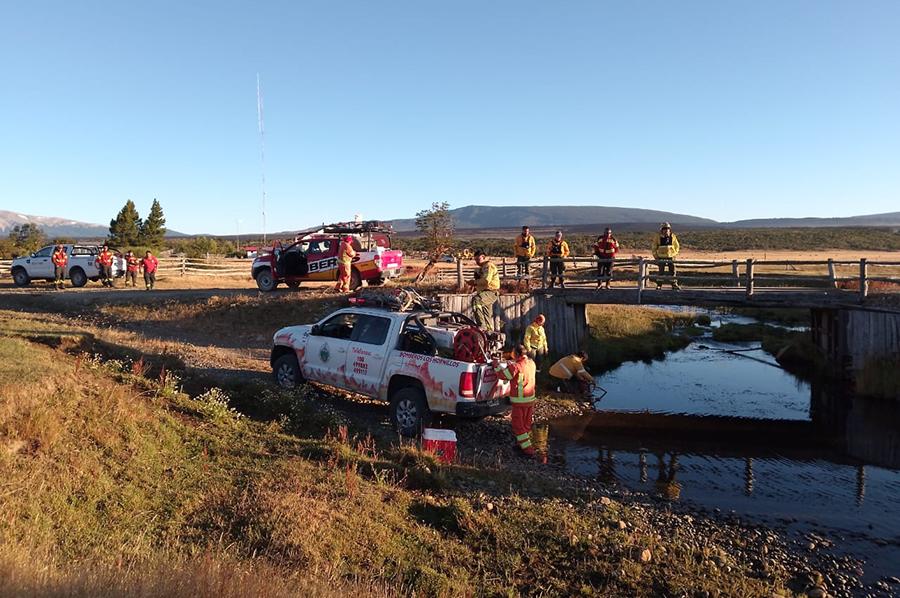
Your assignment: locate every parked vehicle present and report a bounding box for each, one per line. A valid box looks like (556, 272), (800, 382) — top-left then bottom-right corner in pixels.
(270, 305), (511, 436)
(251, 221), (403, 292)
(10, 244), (126, 287)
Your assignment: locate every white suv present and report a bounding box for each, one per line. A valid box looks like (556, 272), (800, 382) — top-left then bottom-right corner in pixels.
(10, 244), (126, 287)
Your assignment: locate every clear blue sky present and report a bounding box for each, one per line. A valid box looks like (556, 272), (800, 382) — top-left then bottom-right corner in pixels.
(2, 1), (899, 235)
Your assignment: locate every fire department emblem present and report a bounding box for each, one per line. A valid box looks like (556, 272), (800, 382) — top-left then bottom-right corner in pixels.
(320, 343), (330, 363)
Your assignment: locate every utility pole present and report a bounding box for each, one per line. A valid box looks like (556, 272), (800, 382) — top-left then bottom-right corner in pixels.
(257, 73), (267, 245)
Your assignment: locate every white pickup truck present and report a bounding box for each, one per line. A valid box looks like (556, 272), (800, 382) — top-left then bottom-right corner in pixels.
(270, 306), (511, 436)
(11, 244), (126, 287)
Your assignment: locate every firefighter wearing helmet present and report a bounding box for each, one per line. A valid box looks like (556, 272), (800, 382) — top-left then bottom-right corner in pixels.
(335, 235), (357, 293)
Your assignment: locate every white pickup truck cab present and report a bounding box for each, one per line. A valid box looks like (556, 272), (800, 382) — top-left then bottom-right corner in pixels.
(270, 306), (511, 436)
(11, 244), (126, 287)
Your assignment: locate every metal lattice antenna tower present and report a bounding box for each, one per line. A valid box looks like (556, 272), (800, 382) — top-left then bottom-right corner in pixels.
(257, 73), (267, 245)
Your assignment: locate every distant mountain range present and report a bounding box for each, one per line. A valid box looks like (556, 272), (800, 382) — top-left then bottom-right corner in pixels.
(3, 206), (899, 239)
(0, 210), (185, 239)
(388, 205), (900, 233)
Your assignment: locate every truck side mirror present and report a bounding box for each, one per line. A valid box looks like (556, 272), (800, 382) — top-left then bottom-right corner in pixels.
(310, 324), (321, 335)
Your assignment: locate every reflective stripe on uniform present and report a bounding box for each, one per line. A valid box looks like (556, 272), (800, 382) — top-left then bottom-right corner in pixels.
(516, 432), (530, 441)
(510, 395), (536, 404)
(519, 439), (532, 449)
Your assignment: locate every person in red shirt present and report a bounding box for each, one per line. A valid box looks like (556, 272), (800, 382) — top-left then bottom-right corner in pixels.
(141, 251), (159, 290)
(593, 227), (620, 289)
(51, 244), (68, 290)
(124, 251), (140, 287)
(97, 244), (115, 287)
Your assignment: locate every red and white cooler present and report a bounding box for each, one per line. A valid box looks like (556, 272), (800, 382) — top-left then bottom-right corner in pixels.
(422, 428), (457, 464)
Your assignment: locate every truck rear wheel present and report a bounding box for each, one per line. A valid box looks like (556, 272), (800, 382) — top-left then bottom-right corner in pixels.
(350, 268), (362, 291)
(11, 268), (30, 287)
(69, 267), (88, 288)
(272, 353), (304, 388)
(389, 386), (431, 437)
(256, 268), (276, 292)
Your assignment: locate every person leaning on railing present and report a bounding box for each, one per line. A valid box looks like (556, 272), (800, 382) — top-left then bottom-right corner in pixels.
(546, 230), (570, 289)
(593, 227), (619, 290)
(652, 222), (681, 290)
(513, 225), (536, 279)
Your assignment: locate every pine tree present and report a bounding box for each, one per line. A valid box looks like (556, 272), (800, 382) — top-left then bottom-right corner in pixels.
(139, 198), (167, 248)
(108, 200), (142, 247)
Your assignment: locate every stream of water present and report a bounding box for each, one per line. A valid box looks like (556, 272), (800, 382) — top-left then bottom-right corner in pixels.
(548, 307), (900, 581)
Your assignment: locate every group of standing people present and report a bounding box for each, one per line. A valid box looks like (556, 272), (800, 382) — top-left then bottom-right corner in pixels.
(510, 222), (683, 290)
(50, 243), (158, 290)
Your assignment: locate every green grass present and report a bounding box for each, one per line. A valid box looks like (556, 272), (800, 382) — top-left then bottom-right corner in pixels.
(584, 305), (702, 374)
(0, 320), (798, 597)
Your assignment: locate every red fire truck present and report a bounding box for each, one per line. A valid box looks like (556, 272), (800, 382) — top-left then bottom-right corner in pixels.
(251, 221), (403, 292)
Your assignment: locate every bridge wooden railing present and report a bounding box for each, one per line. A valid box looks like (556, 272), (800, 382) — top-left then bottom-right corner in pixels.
(429, 256), (900, 303)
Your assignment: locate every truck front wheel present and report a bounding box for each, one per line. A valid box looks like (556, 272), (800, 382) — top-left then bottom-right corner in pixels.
(256, 268), (276, 292)
(272, 353), (304, 388)
(11, 268), (30, 287)
(389, 386), (431, 437)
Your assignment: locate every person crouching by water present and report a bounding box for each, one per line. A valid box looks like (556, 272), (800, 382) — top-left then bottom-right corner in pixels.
(492, 344), (537, 457)
(523, 314), (548, 371)
(546, 230), (570, 289)
(549, 351), (594, 397)
(652, 222), (680, 290)
(469, 249), (500, 332)
(593, 227), (619, 289)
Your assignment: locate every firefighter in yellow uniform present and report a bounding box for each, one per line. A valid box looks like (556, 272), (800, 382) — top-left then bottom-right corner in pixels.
(546, 230), (570, 288)
(652, 222), (681, 290)
(492, 345), (537, 456)
(550, 351), (594, 396)
(513, 225), (536, 279)
(470, 249), (500, 331)
(335, 235), (357, 292)
(523, 314), (548, 370)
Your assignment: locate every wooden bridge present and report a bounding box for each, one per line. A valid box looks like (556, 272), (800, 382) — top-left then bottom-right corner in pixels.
(438, 256), (900, 368)
(435, 256), (900, 307)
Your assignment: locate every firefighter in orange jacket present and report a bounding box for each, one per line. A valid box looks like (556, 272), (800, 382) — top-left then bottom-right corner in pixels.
(124, 251), (140, 287)
(334, 235), (357, 293)
(492, 344), (537, 456)
(51, 244), (68, 290)
(97, 244), (115, 287)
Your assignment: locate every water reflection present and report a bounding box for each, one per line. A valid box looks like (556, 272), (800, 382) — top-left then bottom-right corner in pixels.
(547, 308), (900, 580)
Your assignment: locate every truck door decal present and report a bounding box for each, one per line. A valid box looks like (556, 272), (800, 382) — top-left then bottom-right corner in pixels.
(308, 257), (338, 273)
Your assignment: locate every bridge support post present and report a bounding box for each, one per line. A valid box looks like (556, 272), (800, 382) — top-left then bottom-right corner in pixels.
(745, 259), (754, 297)
(637, 258), (646, 304)
(541, 256), (548, 289)
(827, 259), (837, 289)
(456, 259), (464, 291)
(859, 259), (868, 302)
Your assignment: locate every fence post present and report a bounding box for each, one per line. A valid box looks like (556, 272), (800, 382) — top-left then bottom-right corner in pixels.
(501, 257), (507, 280)
(827, 259), (837, 289)
(637, 258), (645, 304)
(745, 259), (754, 297)
(456, 259), (463, 291)
(541, 256), (548, 289)
(181, 257), (186, 277)
(732, 260), (739, 287)
(859, 258), (868, 302)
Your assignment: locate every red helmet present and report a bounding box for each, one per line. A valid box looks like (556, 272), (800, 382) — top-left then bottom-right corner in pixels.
(344, 235), (353, 243)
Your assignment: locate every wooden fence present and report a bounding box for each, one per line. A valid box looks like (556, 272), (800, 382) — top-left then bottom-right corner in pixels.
(0, 257), (253, 279)
(426, 256), (900, 302)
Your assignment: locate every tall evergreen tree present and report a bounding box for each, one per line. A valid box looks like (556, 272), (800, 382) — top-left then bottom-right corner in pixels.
(139, 198), (167, 248)
(108, 200), (142, 247)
